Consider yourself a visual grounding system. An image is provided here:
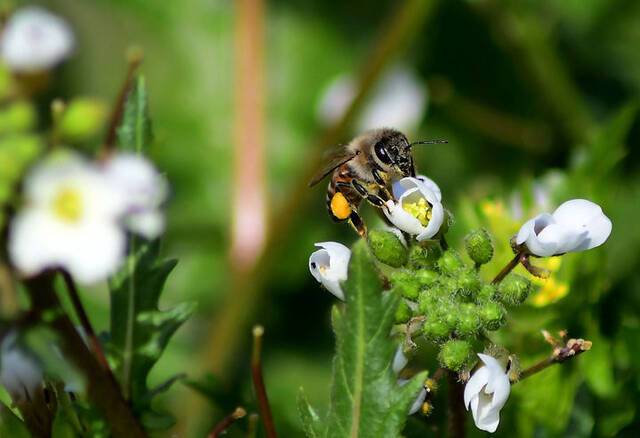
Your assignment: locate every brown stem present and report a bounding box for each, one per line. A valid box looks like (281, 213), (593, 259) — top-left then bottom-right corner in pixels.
(60, 271), (111, 372)
(491, 251), (524, 284)
(24, 273), (147, 438)
(208, 407), (246, 438)
(101, 48), (143, 156)
(447, 372), (466, 438)
(251, 325), (277, 438)
(517, 337), (591, 382)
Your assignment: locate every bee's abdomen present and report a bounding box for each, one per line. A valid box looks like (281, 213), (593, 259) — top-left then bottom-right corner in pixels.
(326, 167), (359, 222)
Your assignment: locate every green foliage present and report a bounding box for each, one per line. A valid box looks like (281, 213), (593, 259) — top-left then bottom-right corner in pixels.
(108, 241), (195, 429)
(117, 75), (153, 153)
(0, 403), (30, 438)
(299, 241), (426, 437)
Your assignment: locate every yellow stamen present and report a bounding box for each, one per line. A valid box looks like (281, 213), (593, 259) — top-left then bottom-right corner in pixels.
(402, 197), (432, 226)
(52, 187), (83, 223)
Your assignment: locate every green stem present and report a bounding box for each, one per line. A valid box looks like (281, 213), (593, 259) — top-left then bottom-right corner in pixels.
(491, 252), (524, 284)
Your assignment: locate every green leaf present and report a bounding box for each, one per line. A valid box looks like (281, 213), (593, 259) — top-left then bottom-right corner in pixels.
(108, 240), (195, 425)
(301, 240), (427, 437)
(297, 389), (322, 438)
(116, 75), (152, 153)
(0, 403), (30, 438)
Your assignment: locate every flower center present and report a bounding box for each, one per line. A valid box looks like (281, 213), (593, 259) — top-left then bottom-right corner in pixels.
(402, 197), (432, 226)
(52, 187), (83, 223)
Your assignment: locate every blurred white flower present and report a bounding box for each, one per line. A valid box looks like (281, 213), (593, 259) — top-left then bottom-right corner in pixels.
(317, 66), (428, 133)
(0, 7), (74, 72)
(103, 153), (168, 239)
(464, 353), (510, 433)
(8, 152), (127, 284)
(0, 332), (43, 403)
(384, 176), (444, 241)
(393, 345), (427, 416)
(515, 199), (612, 257)
(309, 242), (350, 300)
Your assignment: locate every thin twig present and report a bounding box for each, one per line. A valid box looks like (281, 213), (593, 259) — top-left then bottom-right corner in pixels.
(60, 271), (111, 372)
(491, 251), (524, 284)
(208, 407), (247, 438)
(517, 337), (592, 382)
(251, 325), (277, 438)
(101, 48), (143, 156)
(246, 413), (259, 438)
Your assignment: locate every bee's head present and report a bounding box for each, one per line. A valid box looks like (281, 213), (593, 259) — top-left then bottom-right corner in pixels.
(370, 128), (415, 177)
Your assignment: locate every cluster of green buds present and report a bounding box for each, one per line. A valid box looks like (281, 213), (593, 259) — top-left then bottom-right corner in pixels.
(368, 228), (532, 372)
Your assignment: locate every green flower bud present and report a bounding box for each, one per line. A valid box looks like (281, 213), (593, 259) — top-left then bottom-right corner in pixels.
(395, 299), (412, 324)
(464, 228), (494, 265)
(416, 269), (438, 287)
(438, 339), (473, 371)
(394, 281), (421, 301)
(0, 101), (36, 135)
(408, 242), (443, 269)
(457, 269), (481, 296)
(368, 230), (408, 268)
(479, 302), (506, 331)
(456, 303), (480, 336)
(497, 274), (532, 305)
(440, 276), (459, 295)
(59, 98), (108, 142)
(477, 284), (497, 302)
(437, 249), (463, 275)
(423, 320), (450, 342)
(418, 289), (440, 314)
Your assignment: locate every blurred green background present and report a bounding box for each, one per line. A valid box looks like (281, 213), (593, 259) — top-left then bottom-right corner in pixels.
(19, 0), (640, 436)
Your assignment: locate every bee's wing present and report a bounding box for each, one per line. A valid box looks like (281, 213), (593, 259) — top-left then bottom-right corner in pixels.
(308, 147), (358, 187)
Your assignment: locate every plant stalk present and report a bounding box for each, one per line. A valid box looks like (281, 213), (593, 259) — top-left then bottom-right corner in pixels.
(447, 372), (466, 438)
(491, 251), (524, 284)
(251, 325), (277, 438)
(208, 407), (246, 438)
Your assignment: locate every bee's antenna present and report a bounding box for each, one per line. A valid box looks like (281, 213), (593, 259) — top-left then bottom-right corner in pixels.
(409, 139), (448, 147)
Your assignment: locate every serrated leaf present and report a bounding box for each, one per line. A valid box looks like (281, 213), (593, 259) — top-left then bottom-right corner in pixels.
(297, 389), (322, 438)
(301, 240), (427, 437)
(116, 75), (152, 153)
(108, 240), (195, 424)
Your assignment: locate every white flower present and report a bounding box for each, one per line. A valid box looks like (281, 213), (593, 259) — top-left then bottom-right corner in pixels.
(399, 378), (427, 415)
(0, 332), (43, 403)
(515, 199), (612, 257)
(384, 176), (444, 241)
(103, 153), (168, 239)
(309, 242), (351, 300)
(317, 66), (428, 133)
(8, 152), (127, 284)
(464, 353), (511, 433)
(0, 7), (74, 72)
(392, 345), (409, 375)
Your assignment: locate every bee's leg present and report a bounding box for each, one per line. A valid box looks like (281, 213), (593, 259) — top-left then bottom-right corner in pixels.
(372, 169), (394, 200)
(351, 180), (390, 212)
(349, 209), (367, 238)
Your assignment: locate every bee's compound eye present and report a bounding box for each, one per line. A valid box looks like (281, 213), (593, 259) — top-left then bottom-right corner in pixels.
(374, 141), (392, 164)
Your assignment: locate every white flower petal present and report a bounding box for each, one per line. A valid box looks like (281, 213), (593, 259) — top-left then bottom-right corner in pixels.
(464, 366), (490, 409)
(553, 199), (612, 251)
(408, 388), (427, 415)
(416, 200), (444, 241)
(0, 7), (74, 72)
(384, 197), (425, 236)
(308, 242), (351, 300)
(392, 345), (408, 375)
(415, 175), (441, 202)
(465, 354), (511, 434)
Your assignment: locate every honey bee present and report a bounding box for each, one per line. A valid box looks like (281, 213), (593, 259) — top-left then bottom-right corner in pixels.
(309, 128), (446, 237)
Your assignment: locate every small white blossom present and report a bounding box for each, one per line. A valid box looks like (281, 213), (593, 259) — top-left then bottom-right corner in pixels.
(464, 353), (511, 433)
(0, 332), (43, 403)
(398, 378), (427, 415)
(8, 152), (127, 284)
(317, 66), (428, 133)
(384, 176), (444, 241)
(103, 153), (168, 239)
(309, 242), (350, 300)
(0, 7), (74, 72)
(516, 199), (612, 257)
(392, 345), (409, 375)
